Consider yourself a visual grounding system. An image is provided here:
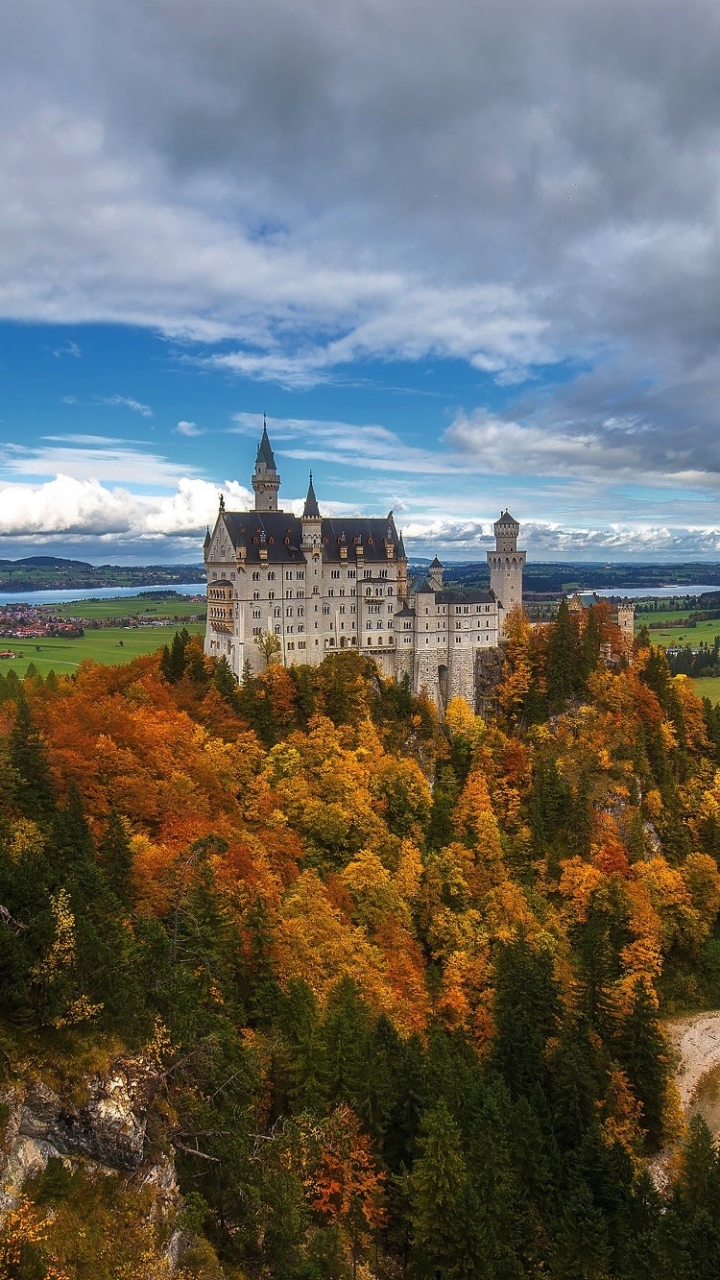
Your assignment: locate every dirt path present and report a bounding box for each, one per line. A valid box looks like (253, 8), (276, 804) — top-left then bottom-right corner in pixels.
(664, 1011), (720, 1113)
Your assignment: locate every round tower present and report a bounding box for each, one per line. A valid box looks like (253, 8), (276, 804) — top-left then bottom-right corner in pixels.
(252, 418), (281, 512)
(487, 510), (526, 616)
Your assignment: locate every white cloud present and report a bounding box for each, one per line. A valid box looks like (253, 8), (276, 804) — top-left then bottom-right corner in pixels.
(53, 339), (81, 358)
(0, 474), (253, 540)
(0, 442), (195, 487)
(98, 396), (153, 418)
(174, 420), (203, 436)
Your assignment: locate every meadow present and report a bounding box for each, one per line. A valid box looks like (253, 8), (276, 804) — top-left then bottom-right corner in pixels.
(641, 617), (720, 649)
(0, 622), (206, 679)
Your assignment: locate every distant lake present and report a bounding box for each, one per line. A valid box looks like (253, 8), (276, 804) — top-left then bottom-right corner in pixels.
(0, 583), (205, 607)
(588, 585), (720, 600)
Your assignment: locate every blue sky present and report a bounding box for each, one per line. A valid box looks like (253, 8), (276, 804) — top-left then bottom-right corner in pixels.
(2, 0), (720, 563)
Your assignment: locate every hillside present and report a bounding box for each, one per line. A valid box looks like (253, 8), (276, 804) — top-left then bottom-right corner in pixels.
(3, 609), (720, 1275)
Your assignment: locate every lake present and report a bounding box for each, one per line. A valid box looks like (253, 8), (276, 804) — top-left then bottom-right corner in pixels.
(0, 583), (205, 607)
(589, 585), (720, 600)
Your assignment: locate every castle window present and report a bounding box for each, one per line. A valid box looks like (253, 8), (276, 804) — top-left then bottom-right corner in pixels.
(287, 641), (294, 649)
(351, 605), (356, 613)
(274, 625), (281, 634)
(387, 587), (393, 596)
(269, 591), (275, 601)
(252, 627), (261, 636)
(287, 607), (293, 617)
(298, 607), (304, 617)
(253, 591), (260, 601)
(252, 571), (260, 581)
(268, 572), (276, 580)
(456, 622), (461, 629)
(299, 624), (304, 633)
(274, 607), (281, 618)
(252, 609), (261, 620)
(298, 640), (306, 649)
(313, 586), (320, 595)
(366, 587), (372, 596)
(328, 589), (334, 597)
(348, 570), (355, 579)
(340, 588), (345, 596)
(379, 570), (387, 579)
(377, 620), (383, 628)
(364, 570), (372, 578)
(331, 570), (340, 579)
(287, 589), (293, 599)
(286, 571), (293, 580)
(323, 605), (330, 615)
(287, 625), (293, 634)
(340, 605), (345, 614)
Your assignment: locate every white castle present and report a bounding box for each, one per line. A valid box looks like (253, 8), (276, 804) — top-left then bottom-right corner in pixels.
(203, 424), (525, 708)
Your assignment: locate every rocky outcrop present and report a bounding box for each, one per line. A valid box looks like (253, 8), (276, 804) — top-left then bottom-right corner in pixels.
(0, 1056), (165, 1216)
(19, 1057), (160, 1171)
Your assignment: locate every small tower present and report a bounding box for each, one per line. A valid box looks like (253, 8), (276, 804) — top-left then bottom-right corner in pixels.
(616, 599), (635, 660)
(428, 555), (444, 592)
(487, 510), (526, 616)
(252, 418), (281, 512)
(300, 472), (322, 552)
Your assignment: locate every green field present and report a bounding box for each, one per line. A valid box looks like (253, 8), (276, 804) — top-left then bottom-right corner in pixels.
(690, 676), (720, 705)
(54, 593), (205, 622)
(640, 617), (720, 648)
(0, 622), (205, 679)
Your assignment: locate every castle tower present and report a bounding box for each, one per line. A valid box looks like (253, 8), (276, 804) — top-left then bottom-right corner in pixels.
(487, 510), (526, 617)
(616, 599), (635, 660)
(252, 419), (281, 511)
(300, 472), (322, 551)
(428, 555), (444, 592)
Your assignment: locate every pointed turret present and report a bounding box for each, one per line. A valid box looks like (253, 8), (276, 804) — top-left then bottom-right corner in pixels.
(303, 471), (321, 518)
(252, 417), (281, 511)
(301, 471), (322, 552)
(428, 555), (444, 591)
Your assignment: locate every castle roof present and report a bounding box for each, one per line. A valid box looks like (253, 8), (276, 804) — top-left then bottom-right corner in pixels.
(429, 555), (444, 568)
(495, 509), (519, 526)
(255, 423), (277, 472)
(219, 509), (403, 565)
(409, 579), (495, 606)
(435, 588), (496, 605)
(396, 600), (416, 617)
(302, 473), (321, 519)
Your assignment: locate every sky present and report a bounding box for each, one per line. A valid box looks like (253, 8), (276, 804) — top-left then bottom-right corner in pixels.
(2, 0), (720, 564)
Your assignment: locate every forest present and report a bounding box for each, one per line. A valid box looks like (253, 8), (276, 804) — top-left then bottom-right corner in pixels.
(3, 600), (720, 1277)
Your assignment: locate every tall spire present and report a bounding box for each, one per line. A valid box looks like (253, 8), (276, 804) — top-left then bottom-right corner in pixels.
(255, 414), (276, 471)
(302, 471), (321, 519)
(252, 417), (281, 511)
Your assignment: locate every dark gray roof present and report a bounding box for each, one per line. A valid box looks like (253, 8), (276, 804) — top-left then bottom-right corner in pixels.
(429, 555), (443, 568)
(219, 510), (404, 565)
(303, 473), (321, 519)
(435, 589), (496, 605)
(411, 577), (434, 594)
(255, 425), (277, 471)
(496, 509), (519, 525)
(396, 600), (416, 617)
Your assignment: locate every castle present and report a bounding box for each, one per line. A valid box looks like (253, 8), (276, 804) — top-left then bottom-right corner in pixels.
(203, 425), (525, 709)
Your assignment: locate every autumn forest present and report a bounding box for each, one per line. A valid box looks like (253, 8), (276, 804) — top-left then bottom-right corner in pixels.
(4, 602), (720, 1277)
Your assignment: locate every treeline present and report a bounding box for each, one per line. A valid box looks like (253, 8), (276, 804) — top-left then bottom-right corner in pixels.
(2, 623), (720, 1275)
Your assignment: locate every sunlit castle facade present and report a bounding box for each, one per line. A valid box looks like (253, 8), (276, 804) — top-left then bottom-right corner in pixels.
(204, 425), (525, 708)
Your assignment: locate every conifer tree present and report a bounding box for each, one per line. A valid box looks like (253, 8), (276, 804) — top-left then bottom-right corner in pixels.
(9, 697), (56, 821)
(410, 1100), (470, 1279)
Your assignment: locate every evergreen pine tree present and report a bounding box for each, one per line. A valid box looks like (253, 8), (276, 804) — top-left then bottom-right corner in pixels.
(9, 697), (56, 821)
(410, 1099), (470, 1279)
